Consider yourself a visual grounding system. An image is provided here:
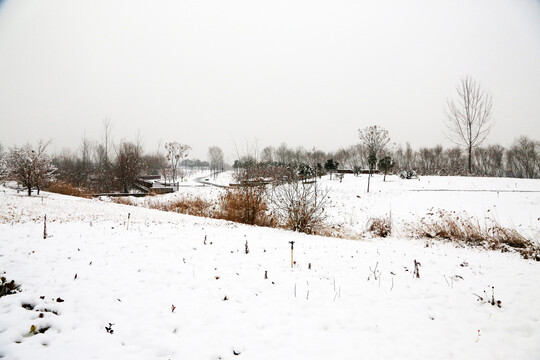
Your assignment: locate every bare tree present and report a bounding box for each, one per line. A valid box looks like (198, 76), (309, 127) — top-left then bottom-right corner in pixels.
(164, 142), (191, 183)
(358, 125), (390, 192)
(358, 126), (391, 159)
(271, 181), (329, 234)
(207, 146), (224, 178)
(474, 145), (504, 177)
(261, 146), (274, 163)
(0, 143), (8, 183)
(506, 136), (538, 178)
(102, 118), (113, 167)
(114, 141), (145, 193)
(444, 75), (493, 173)
(7, 140), (56, 195)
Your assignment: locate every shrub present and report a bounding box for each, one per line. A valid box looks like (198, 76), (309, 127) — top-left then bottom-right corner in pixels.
(270, 181), (329, 234)
(367, 215), (392, 237)
(217, 187), (274, 226)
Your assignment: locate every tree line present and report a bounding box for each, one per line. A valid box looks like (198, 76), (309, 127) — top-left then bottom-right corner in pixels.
(1, 76), (539, 197)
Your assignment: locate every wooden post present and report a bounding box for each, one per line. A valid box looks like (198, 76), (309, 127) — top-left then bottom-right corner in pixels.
(289, 241), (295, 268)
(43, 214), (47, 239)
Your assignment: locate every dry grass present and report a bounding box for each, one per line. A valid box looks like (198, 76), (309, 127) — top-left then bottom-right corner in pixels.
(152, 196), (216, 218)
(112, 195), (217, 218)
(216, 188), (276, 227)
(367, 216), (392, 238)
(411, 209), (538, 259)
(111, 197), (136, 206)
(45, 181), (90, 198)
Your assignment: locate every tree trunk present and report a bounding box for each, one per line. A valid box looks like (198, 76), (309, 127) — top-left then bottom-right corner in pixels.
(27, 186), (32, 196)
(468, 147), (472, 174)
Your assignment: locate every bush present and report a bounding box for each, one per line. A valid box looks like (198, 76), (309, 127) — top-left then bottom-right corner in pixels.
(270, 181), (329, 234)
(367, 216), (392, 237)
(218, 187), (274, 226)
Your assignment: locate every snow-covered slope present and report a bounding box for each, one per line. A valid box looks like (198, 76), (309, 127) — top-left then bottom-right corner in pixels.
(1, 186), (539, 359)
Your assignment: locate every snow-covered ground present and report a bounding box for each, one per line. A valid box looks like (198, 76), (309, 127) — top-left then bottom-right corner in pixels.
(132, 171), (540, 241)
(1, 176), (540, 359)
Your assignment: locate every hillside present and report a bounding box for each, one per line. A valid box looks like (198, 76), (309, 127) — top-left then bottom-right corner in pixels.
(1, 181), (539, 359)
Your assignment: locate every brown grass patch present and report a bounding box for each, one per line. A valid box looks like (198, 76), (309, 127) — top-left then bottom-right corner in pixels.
(150, 196), (216, 218)
(411, 209), (538, 259)
(216, 188), (276, 227)
(367, 216), (392, 238)
(45, 181), (90, 198)
(111, 197), (135, 206)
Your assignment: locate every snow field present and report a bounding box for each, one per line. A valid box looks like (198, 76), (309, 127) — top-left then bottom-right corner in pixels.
(1, 184), (540, 359)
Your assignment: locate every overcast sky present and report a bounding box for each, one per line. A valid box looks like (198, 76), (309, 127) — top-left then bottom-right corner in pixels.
(0, 0), (539, 161)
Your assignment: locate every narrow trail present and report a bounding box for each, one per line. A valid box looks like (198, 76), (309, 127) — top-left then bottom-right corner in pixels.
(193, 172), (230, 188)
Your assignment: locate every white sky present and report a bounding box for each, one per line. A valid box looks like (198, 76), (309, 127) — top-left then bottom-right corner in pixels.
(0, 0), (539, 161)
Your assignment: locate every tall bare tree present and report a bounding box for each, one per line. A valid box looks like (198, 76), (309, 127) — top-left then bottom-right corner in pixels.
(164, 142), (191, 183)
(358, 125), (390, 159)
(207, 146), (224, 178)
(358, 125), (390, 192)
(444, 75), (493, 173)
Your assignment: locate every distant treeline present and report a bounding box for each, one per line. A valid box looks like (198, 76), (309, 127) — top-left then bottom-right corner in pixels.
(232, 135), (540, 179)
(1, 133), (538, 196)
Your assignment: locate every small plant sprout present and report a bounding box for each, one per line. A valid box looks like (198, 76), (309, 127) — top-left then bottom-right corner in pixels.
(171, 304), (176, 313)
(289, 241), (295, 268)
(264, 270), (268, 279)
(473, 286), (502, 308)
(204, 235), (207, 245)
(413, 259), (421, 279)
(43, 214), (47, 239)
(105, 323), (114, 334)
(245, 239), (249, 254)
(368, 262), (381, 283)
(127, 213), (131, 230)
(476, 329), (481, 342)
